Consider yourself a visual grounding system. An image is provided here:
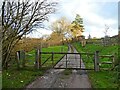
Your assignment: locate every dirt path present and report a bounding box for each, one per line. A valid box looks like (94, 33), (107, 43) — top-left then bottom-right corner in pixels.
(26, 45), (91, 88)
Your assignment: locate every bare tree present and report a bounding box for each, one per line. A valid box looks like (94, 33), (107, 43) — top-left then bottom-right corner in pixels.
(0, 18), (2, 71)
(104, 24), (109, 36)
(50, 17), (71, 44)
(1, 0), (57, 69)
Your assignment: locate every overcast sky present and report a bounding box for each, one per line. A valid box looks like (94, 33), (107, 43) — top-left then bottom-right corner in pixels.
(1, 0), (119, 38)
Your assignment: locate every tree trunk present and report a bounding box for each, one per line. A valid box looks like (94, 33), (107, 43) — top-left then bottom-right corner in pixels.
(0, 48), (1, 70)
(2, 38), (20, 69)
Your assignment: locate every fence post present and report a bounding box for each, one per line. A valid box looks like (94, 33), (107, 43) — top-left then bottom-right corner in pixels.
(16, 51), (20, 69)
(80, 53), (81, 69)
(39, 48), (41, 68)
(94, 51), (99, 71)
(21, 50), (26, 67)
(35, 49), (40, 69)
(112, 53), (117, 69)
(51, 52), (54, 67)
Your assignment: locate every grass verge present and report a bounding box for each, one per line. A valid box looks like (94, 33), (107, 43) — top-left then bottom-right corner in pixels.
(2, 45), (68, 88)
(63, 69), (72, 75)
(73, 42), (119, 88)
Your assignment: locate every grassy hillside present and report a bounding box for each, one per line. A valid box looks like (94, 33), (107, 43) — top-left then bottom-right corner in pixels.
(73, 42), (119, 88)
(74, 42), (118, 55)
(3, 45), (68, 88)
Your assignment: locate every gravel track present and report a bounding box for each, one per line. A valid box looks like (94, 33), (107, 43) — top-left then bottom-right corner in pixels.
(26, 45), (91, 88)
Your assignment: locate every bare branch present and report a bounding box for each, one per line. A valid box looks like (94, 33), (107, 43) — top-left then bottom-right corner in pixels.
(2, 0), (57, 68)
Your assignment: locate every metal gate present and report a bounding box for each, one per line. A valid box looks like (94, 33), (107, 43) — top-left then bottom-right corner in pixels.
(53, 52), (95, 70)
(16, 49), (100, 71)
(39, 52), (99, 71)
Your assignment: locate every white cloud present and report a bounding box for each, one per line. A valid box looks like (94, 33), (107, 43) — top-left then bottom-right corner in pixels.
(85, 26), (105, 38)
(104, 19), (117, 25)
(27, 29), (52, 38)
(1, 0), (118, 38)
(57, 0), (118, 38)
(25, 0), (118, 38)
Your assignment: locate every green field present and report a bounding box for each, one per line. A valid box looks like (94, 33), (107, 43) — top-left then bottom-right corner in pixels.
(26, 46), (68, 66)
(73, 42), (119, 88)
(2, 45), (68, 88)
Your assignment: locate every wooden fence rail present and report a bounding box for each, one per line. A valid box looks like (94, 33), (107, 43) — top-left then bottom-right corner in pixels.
(99, 55), (115, 69)
(16, 49), (115, 71)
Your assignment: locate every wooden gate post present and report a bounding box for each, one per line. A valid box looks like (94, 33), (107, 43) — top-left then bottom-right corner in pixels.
(16, 51), (20, 69)
(51, 52), (54, 67)
(80, 53), (81, 69)
(39, 48), (41, 68)
(35, 49), (40, 69)
(94, 51), (100, 71)
(21, 50), (26, 67)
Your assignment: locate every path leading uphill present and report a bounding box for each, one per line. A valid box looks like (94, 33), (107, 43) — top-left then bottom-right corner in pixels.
(26, 45), (91, 88)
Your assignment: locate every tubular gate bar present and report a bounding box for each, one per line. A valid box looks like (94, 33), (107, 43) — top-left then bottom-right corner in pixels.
(40, 52), (94, 55)
(40, 52), (95, 70)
